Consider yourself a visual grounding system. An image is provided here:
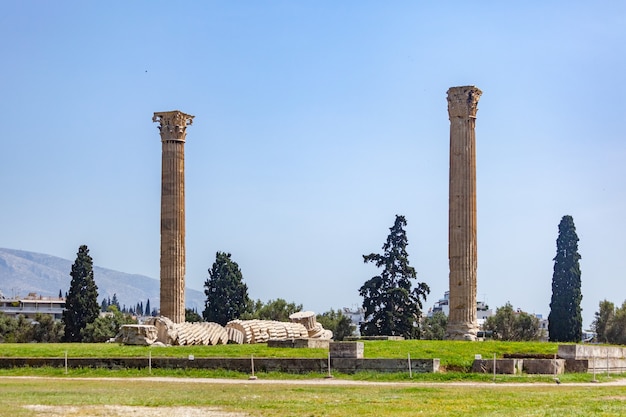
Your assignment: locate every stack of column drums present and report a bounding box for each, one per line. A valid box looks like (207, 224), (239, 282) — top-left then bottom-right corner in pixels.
(289, 311), (333, 340)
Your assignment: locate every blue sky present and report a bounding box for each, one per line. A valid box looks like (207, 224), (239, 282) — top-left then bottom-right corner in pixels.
(1, 1), (624, 327)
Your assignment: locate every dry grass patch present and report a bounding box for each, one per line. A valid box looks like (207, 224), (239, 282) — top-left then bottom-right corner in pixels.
(23, 405), (247, 417)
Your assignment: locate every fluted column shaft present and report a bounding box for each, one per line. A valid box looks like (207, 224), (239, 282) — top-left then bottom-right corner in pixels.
(445, 86), (481, 340)
(153, 110), (194, 324)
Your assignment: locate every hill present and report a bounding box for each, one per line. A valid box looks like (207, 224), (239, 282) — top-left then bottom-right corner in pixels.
(0, 248), (205, 312)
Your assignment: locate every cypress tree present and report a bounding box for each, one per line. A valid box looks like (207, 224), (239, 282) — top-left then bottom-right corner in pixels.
(62, 245), (100, 342)
(203, 252), (251, 325)
(100, 297), (109, 312)
(548, 215), (583, 342)
(111, 293), (120, 310)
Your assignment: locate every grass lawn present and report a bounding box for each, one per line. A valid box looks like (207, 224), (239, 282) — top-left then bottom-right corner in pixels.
(0, 340), (613, 384)
(1, 376), (625, 416)
(0, 340), (624, 416)
(0, 339), (560, 369)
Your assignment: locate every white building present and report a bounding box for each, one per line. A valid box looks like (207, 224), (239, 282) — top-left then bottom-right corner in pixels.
(0, 292), (65, 320)
(342, 306), (365, 335)
(427, 290), (493, 327)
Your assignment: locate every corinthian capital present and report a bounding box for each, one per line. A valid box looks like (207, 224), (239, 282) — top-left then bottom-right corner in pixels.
(153, 110), (195, 142)
(447, 86), (482, 119)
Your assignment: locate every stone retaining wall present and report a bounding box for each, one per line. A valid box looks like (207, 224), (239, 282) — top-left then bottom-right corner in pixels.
(0, 357), (439, 374)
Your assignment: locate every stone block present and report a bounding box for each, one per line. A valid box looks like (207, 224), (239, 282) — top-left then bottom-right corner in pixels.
(558, 344), (626, 360)
(268, 339), (330, 349)
(471, 359), (522, 374)
(330, 342), (364, 359)
(115, 325), (158, 346)
(522, 359), (564, 375)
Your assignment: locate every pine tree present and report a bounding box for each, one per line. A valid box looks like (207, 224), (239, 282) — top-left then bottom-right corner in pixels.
(548, 215), (583, 342)
(203, 252), (251, 325)
(111, 293), (120, 310)
(62, 245), (100, 342)
(100, 297), (109, 312)
(359, 215), (430, 338)
(146, 299), (151, 316)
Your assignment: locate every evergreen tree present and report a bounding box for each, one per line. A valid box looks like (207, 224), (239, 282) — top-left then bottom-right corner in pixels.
(185, 308), (203, 322)
(111, 293), (120, 311)
(100, 297), (109, 312)
(203, 252), (251, 325)
(146, 299), (151, 316)
(62, 245), (100, 342)
(548, 215), (583, 342)
(593, 299), (615, 343)
(359, 215), (430, 339)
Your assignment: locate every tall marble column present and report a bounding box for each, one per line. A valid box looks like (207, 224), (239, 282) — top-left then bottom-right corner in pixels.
(445, 86), (481, 340)
(153, 110), (194, 323)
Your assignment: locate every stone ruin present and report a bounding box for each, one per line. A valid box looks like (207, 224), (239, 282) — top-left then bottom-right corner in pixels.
(116, 310), (333, 346)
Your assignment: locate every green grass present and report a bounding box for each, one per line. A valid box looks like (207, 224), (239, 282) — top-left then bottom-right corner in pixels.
(0, 365), (618, 384)
(362, 340), (559, 369)
(1, 376), (625, 416)
(0, 342), (328, 358)
(0, 340), (611, 384)
(1, 340), (623, 415)
(0, 339), (560, 367)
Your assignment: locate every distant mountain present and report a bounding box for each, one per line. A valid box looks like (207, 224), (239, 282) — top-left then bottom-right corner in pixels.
(0, 248), (205, 312)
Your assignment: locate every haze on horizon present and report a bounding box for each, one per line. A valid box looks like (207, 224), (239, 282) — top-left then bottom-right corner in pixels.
(1, 1), (625, 328)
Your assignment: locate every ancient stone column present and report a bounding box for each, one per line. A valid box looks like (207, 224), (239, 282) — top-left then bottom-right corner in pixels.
(153, 110), (194, 324)
(445, 86), (481, 340)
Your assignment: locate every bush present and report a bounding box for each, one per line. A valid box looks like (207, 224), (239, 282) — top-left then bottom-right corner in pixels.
(484, 303), (542, 341)
(81, 307), (136, 343)
(0, 313), (63, 343)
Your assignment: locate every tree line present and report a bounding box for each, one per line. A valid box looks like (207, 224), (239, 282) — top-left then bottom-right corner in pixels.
(1, 214), (621, 344)
(592, 300), (626, 344)
(100, 294), (155, 317)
